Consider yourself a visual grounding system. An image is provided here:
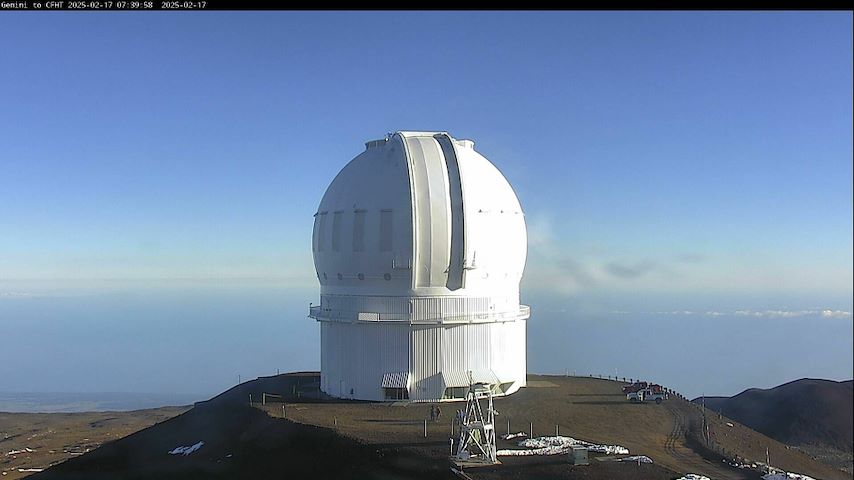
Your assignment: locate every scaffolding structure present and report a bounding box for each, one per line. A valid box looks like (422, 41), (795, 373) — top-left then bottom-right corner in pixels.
(454, 382), (498, 465)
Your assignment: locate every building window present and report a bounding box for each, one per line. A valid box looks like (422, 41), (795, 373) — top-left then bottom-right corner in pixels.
(331, 211), (343, 252)
(380, 209), (393, 252)
(315, 212), (328, 252)
(443, 387), (468, 400)
(353, 210), (366, 252)
(384, 388), (409, 400)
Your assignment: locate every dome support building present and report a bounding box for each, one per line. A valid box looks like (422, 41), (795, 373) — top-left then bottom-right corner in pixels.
(309, 132), (529, 402)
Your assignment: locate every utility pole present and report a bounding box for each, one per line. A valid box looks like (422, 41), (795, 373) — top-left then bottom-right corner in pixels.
(702, 394), (708, 444)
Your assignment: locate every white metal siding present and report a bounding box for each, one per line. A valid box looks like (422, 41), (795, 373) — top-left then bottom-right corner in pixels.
(411, 320), (526, 401)
(321, 322), (410, 401)
(323, 319), (526, 402)
(489, 319), (527, 387)
(409, 326), (443, 401)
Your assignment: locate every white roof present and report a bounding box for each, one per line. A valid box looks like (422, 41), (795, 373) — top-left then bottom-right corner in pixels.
(381, 372), (409, 389)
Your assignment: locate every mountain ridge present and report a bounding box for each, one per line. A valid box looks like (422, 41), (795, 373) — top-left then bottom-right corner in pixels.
(694, 378), (853, 454)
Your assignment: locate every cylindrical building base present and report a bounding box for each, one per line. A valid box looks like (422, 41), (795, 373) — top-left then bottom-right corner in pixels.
(320, 319), (527, 402)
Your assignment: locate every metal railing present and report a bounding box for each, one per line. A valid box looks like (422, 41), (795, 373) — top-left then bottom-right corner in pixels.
(309, 304), (530, 325)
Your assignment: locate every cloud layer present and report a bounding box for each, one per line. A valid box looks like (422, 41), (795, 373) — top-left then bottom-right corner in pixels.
(611, 309), (853, 319)
(524, 213), (705, 294)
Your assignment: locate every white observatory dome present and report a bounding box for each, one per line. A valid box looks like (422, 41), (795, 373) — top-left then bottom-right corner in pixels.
(310, 131), (529, 402)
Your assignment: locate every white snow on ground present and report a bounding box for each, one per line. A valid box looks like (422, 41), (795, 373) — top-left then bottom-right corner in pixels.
(496, 435), (629, 457)
(520, 436), (629, 454)
(617, 455), (653, 463)
(497, 445), (567, 456)
(723, 459), (753, 469)
(675, 475), (711, 480)
(17, 469), (44, 473)
(517, 436), (573, 449)
(6, 448), (34, 456)
(168, 441), (204, 456)
(762, 473), (816, 480)
(501, 432), (527, 440)
(582, 444), (629, 455)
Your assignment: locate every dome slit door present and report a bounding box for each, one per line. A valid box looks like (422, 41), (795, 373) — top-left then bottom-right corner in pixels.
(435, 134), (466, 291)
(404, 136), (452, 288)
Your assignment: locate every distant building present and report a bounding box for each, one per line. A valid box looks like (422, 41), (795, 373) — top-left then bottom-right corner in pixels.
(309, 132), (529, 402)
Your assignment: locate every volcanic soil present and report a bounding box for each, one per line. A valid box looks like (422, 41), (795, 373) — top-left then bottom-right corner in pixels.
(1, 407), (188, 479)
(21, 373), (853, 480)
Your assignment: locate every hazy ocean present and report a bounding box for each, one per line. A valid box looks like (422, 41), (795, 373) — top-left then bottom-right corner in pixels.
(0, 391), (202, 413)
(1, 285), (851, 412)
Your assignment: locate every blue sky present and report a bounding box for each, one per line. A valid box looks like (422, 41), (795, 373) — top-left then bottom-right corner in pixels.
(0, 12), (851, 398)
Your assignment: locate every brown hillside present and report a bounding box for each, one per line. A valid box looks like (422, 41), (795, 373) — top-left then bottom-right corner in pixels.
(696, 378), (853, 453)
(0, 407), (188, 480)
(26, 373), (852, 480)
(274, 374), (847, 480)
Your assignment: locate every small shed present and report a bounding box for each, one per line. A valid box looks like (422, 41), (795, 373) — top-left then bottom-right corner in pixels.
(568, 446), (589, 465)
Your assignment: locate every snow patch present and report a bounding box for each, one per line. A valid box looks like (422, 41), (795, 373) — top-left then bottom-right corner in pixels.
(762, 473), (816, 480)
(675, 475), (711, 480)
(617, 455), (653, 463)
(500, 432), (527, 440)
(168, 441), (204, 456)
(6, 448), (34, 456)
(497, 446), (564, 456)
(496, 435), (629, 457)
